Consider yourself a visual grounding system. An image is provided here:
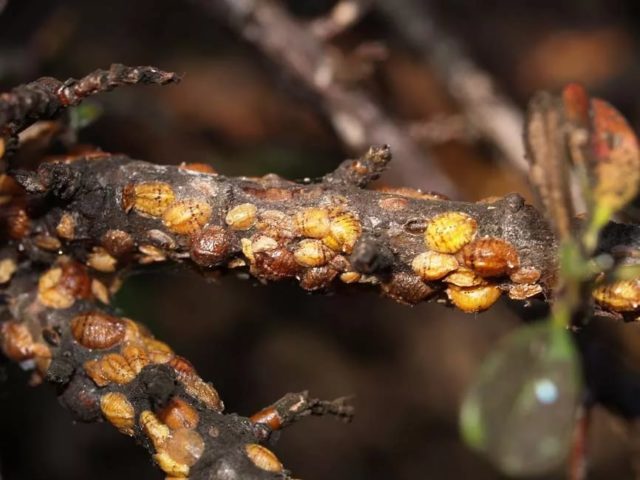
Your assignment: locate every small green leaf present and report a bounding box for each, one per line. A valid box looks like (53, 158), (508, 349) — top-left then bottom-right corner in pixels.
(69, 102), (103, 131)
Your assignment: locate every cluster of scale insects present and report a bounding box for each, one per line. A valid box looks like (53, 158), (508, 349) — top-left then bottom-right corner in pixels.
(113, 173), (549, 312)
(0, 256), (286, 478)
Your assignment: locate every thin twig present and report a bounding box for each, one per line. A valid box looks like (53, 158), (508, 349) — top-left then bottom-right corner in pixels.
(374, 0), (529, 175)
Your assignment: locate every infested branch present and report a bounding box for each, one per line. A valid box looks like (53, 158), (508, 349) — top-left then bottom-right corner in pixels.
(9, 146), (557, 312)
(0, 253), (351, 479)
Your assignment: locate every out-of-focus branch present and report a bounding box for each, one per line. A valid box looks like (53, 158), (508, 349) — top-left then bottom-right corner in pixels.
(310, 0), (371, 40)
(194, 0), (460, 197)
(0, 64), (180, 164)
(0, 253), (351, 479)
(374, 0), (529, 175)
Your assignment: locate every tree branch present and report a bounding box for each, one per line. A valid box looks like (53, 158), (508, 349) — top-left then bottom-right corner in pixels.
(0, 253), (351, 479)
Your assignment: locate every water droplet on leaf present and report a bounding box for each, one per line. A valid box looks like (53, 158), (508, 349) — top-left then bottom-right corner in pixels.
(460, 322), (582, 477)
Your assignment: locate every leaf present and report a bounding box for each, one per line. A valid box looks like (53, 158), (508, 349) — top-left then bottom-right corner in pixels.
(69, 102), (103, 131)
(524, 91), (575, 241)
(589, 98), (640, 225)
(460, 322), (582, 477)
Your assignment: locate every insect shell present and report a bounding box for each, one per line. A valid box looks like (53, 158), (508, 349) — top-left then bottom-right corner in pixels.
(225, 203), (258, 231)
(322, 209), (362, 254)
(84, 353), (136, 387)
(100, 392), (135, 436)
(190, 225), (233, 267)
(163, 199), (212, 236)
(122, 182), (175, 217)
(159, 397), (200, 430)
(294, 239), (335, 267)
(169, 356), (224, 412)
(162, 429), (205, 467)
(508, 283), (543, 300)
(101, 230), (135, 258)
(446, 284), (502, 313)
(294, 207), (331, 238)
(300, 266), (338, 291)
(56, 213), (76, 240)
(245, 443), (284, 473)
(140, 410), (171, 450)
(412, 251), (459, 281)
(121, 342), (150, 374)
(70, 311), (126, 350)
(253, 246), (300, 281)
(38, 261), (92, 309)
(382, 272), (434, 305)
(86, 247), (118, 273)
(424, 212), (477, 254)
(593, 279), (640, 312)
(460, 237), (520, 277)
(443, 268), (486, 287)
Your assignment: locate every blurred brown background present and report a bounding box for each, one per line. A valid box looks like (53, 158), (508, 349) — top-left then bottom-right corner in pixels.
(1, 0), (640, 478)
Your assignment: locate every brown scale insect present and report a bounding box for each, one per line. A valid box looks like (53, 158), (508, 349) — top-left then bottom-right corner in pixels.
(100, 392), (135, 436)
(163, 199), (212, 236)
(253, 246), (301, 281)
(294, 239), (335, 267)
(412, 251), (459, 281)
(446, 284), (502, 313)
(424, 211), (477, 254)
(593, 279), (640, 312)
(381, 272), (434, 305)
(84, 353), (136, 387)
(250, 406), (283, 431)
(245, 443), (284, 473)
(293, 207), (331, 239)
(460, 237), (520, 277)
(159, 397), (200, 430)
(122, 182), (175, 217)
(101, 230), (135, 257)
(299, 265), (339, 291)
(70, 312), (126, 350)
(38, 261), (92, 309)
(190, 225), (233, 267)
(322, 209), (362, 254)
(225, 203), (258, 231)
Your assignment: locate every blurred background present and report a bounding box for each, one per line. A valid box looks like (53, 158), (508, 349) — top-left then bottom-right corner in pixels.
(1, 0), (640, 478)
